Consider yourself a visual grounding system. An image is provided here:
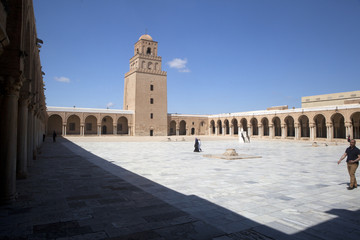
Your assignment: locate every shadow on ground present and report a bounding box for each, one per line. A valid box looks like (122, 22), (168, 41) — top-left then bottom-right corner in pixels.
(0, 137), (359, 239)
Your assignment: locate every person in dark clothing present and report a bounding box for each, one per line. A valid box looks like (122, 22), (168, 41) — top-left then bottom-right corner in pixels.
(338, 139), (360, 190)
(347, 135), (351, 142)
(194, 138), (200, 152)
(43, 134), (45, 142)
(52, 130), (57, 142)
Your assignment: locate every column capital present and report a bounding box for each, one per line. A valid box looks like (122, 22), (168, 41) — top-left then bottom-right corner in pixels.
(2, 75), (24, 96)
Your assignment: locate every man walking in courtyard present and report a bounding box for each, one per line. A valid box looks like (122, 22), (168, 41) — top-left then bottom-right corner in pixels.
(338, 139), (360, 190)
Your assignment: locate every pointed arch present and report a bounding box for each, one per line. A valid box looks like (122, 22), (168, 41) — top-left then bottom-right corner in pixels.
(210, 120), (216, 134)
(47, 114), (62, 136)
(251, 118), (258, 135)
(351, 112), (360, 139)
(117, 117), (128, 134)
(314, 114), (326, 138)
(272, 117), (281, 137)
(299, 115), (310, 138)
(332, 113), (345, 139)
(285, 116), (295, 137)
(170, 120), (177, 135)
(67, 115), (81, 135)
(85, 115), (97, 135)
(231, 118), (238, 135)
(261, 117), (269, 136)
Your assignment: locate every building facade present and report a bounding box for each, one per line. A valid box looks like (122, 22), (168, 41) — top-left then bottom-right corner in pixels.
(0, 0), (47, 204)
(46, 34), (360, 141)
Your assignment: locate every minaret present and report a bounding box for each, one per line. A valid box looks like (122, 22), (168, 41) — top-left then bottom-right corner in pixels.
(124, 34), (168, 136)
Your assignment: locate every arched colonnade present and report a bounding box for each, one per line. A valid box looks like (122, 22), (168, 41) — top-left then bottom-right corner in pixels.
(209, 109), (360, 141)
(168, 118), (208, 136)
(47, 112), (132, 136)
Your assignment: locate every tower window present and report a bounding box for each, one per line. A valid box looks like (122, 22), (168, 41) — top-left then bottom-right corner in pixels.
(147, 47), (151, 55)
(150, 98), (154, 104)
(150, 113), (153, 119)
(150, 84), (154, 91)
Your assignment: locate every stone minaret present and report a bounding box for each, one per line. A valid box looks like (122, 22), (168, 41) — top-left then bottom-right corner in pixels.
(124, 34), (168, 136)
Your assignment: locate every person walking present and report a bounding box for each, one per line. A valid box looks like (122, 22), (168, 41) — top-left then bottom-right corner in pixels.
(52, 130), (57, 143)
(194, 138), (200, 152)
(338, 139), (360, 190)
(198, 139), (202, 152)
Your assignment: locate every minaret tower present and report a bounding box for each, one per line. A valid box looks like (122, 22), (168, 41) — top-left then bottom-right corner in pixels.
(124, 34), (168, 136)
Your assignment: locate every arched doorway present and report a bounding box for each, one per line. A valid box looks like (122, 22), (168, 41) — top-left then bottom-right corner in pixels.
(179, 120), (186, 135)
(351, 112), (360, 139)
(101, 116), (113, 134)
(261, 118), (269, 136)
(240, 118), (248, 132)
(210, 120), (215, 134)
(332, 113), (345, 139)
(224, 119), (230, 135)
(273, 117), (281, 137)
(117, 117), (128, 134)
(314, 114), (326, 138)
(191, 128), (195, 135)
(170, 120), (176, 135)
(67, 115), (80, 135)
(47, 114), (62, 136)
(299, 115), (310, 138)
(232, 119), (238, 135)
(285, 116), (295, 137)
(251, 118), (258, 135)
(85, 115), (97, 135)
(217, 120), (222, 135)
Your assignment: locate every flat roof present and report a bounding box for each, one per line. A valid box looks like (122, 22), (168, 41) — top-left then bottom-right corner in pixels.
(47, 106), (134, 114)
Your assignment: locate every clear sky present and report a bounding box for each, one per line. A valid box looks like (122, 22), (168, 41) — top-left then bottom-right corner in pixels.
(34, 0), (360, 115)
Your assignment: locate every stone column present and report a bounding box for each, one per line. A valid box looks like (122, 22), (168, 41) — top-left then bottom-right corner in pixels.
(281, 124), (286, 139)
(0, 76), (22, 204)
(80, 124), (84, 136)
(345, 122), (352, 139)
(215, 126), (218, 136)
(326, 124), (331, 141)
(222, 126), (225, 136)
(238, 126), (241, 135)
(229, 125), (233, 136)
(176, 128), (179, 136)
(248, 125), (252, 137)
(269, 124), (274, 138)
(63, 124), (67, 136)
(310, 123), (315, 141)
(259, 125), (263, 138)
(208, 127), (212, 136)
(113, 125), (117, 135)
(349, 124), (353, 139)
(128, 126), (131, 136)
(294, 124), (299, 140)
(16, 95), (29, 179)
(27, 105), (34, 167)
(97, 125), (101, 136)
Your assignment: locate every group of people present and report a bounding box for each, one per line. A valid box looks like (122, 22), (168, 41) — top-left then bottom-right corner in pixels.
(194, 138), (202, 152)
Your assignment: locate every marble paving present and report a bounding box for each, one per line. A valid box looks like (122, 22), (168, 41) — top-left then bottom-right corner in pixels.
(65, 138), (360, 239)
(1, 137), (359, 239)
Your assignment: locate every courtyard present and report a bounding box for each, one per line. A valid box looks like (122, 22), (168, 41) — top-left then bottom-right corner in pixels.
(1, 136), (359, 239)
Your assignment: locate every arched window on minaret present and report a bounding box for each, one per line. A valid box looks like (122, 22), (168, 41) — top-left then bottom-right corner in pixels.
(136, 48), (139, 54)
(148, 62), (152, 69)
(146, 47), (151, 55)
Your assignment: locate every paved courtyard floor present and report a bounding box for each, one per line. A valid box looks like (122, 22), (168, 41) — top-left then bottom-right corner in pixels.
(1, 136), (360, 239)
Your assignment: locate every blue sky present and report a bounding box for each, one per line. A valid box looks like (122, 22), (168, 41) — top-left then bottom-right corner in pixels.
(34, 0), (360, 114)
